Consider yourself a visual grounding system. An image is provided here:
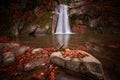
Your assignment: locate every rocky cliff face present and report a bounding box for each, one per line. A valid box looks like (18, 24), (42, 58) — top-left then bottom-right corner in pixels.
(69, 0), (120, 33)
(69, 1), (101, 27)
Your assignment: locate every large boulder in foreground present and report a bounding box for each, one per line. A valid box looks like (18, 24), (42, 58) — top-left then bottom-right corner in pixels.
(50, 50), (104, 80)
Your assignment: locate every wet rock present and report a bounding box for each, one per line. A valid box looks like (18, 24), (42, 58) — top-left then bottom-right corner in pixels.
(65, 58), (80, 72)
(24, 59), (46, 71)
(80, 51), (103, 80)
(11, 46), (30, 54)
(50, 52), (65, 67)
(0, 43), (19, 50)
(31, 48), (43, 54)
(50, 50), (104, 80)
(2, 52), (15, 66)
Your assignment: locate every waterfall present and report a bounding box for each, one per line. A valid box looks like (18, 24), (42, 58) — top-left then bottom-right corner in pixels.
(55, 4), (72, 34)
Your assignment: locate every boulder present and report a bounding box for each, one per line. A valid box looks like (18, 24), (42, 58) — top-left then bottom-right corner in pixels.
(11, 46), (30, 54)
(2, 52), (15, 66)
(50, 52), (65, 67)
(65, 58), (81, 72)
(0, 43), (19, 50)
(24, 59), (46, 71)
(31, 48), (43, 54)
(50, 50), (104, 80)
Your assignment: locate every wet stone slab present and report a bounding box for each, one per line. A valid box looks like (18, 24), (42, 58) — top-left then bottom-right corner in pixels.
(50, 50), (104, 80)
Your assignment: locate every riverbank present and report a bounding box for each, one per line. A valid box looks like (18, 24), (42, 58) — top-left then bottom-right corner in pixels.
(0, 42), (104, 80)
(0, 36), (120, 80)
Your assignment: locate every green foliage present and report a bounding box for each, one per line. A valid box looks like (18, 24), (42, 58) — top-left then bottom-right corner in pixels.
(39, 11), (52, 28)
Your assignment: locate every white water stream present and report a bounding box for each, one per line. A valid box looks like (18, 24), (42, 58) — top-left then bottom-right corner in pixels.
(55, 4), (72, 34)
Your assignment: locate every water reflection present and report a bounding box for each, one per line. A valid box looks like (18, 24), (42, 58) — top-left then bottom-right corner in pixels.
(18, 33), (120, 80)
(55, 34), (71, 48)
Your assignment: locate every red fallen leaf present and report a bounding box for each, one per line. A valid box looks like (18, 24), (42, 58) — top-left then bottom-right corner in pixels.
(33, 72), (45, 79)
(63, 49), (89, 58)
(40, 72), (44, 76)
(72, 24), (87, 33)
(0, 44), (55, 78)
(10, 71), (18, 76)
(49, 67), (58, 80)
(0, 47), (16, 54)
(72, 24), (81, 33)
(0, 36), (17, 43)
(44, 48), (56, 52)
(0, 36), (10, 43)
(0, 68), (7, 72)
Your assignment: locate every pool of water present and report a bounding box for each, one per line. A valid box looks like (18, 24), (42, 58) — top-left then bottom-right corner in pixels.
(18, 33), (120, 48)
(17, 31), (120, 80)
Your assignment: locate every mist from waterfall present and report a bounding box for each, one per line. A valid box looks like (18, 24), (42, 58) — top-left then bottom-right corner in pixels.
(55, 4), (72, 34)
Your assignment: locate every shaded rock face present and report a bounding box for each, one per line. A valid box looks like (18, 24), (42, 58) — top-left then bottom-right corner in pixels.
(50, 50), (104, 80)
(65, 58), (80, 72)
(24, 59), (46, 71)
(2, 52), (15, 66)
(69, 1), (102, 30)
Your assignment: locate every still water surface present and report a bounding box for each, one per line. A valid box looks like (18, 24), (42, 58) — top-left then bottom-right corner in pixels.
(18, 33), (120, 80)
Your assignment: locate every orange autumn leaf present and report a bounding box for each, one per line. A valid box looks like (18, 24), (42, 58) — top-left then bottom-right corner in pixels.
(63, 49), (89, 58)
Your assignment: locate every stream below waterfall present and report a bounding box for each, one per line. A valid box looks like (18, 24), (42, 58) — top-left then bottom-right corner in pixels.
(17, 30), (120, 80)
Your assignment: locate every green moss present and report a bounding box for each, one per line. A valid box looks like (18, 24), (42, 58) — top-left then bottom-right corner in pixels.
(39, 11), (52, 28)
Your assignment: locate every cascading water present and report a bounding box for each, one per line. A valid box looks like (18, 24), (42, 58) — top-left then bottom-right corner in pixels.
(55, 4), (72, 48)
(55, 4), (72, 34)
